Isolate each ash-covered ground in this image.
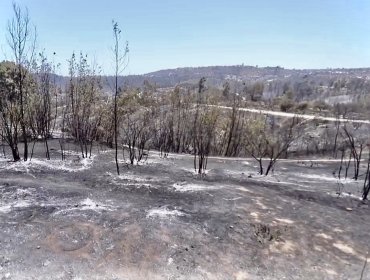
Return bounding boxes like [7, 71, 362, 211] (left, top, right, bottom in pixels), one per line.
[0, 141, 369, 280]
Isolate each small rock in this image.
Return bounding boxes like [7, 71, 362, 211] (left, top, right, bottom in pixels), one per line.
[36, 246, 41, 249]
[229, 225, 234, 229]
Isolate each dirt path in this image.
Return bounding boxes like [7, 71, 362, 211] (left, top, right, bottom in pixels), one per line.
[211, 105, 370, 124]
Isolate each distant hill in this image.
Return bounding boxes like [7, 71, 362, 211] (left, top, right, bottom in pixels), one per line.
[122, 65, 370, 87]
[54, 65, 370, 103]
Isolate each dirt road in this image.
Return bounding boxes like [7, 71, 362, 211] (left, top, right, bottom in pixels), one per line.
[212, 105, 370, 124]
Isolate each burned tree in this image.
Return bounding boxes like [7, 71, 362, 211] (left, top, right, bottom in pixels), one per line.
[66, 53, 104, 158]
[192, 77, 219, 174]
[151, 86, 194, 156]
[342, 124, 365, 180]
[221, 93, 245, 157]
[362, 150, 370, 200]
[28, 53, 55, 160]
[0, 61, 22, 161]
[112, 21, 129, 175]
[245, 115, 302, 175]
[193, 106, 219, 174]
[118, 90, 151, 165]
[121, 114, 150, 165]
[6, 2, 36, 161]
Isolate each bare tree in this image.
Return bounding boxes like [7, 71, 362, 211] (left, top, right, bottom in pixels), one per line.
[222, 93, 245, 157]
[245, 115, 302, 175]
[0, 61, 22, 161]
[65, 52, 104, 158]
[6, 2, 37, 161]
[342, 124, 364, 180]
[112, 21, 129, 175]
[362, 150, 370, 200]
[192, 77, 219, 174]
[192, 77, 205, 173]
[28, 52, 56, 160]
[122, 114, 150, 165]
[151, 86, 193, 156]
[117, 88, 153, 165]
[193, 106, 219, 174]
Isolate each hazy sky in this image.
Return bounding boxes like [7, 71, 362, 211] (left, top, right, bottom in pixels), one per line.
[1, 0, 370, 75]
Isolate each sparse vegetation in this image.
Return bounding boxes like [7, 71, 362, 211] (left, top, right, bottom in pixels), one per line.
[0, 3, 370, 181]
